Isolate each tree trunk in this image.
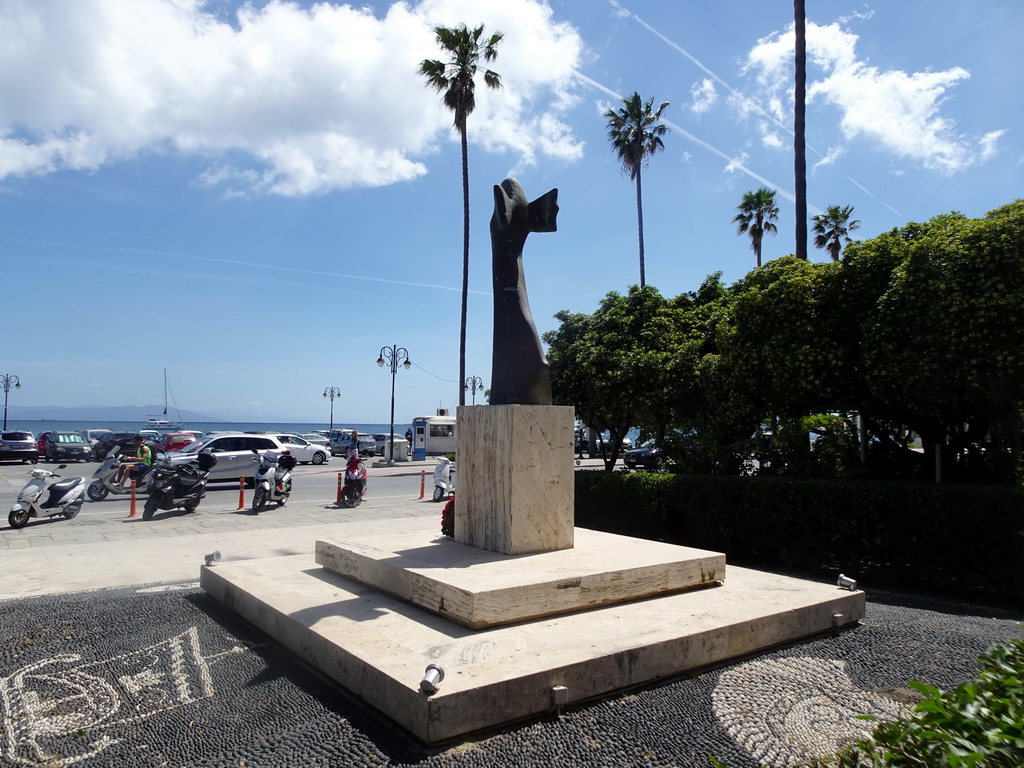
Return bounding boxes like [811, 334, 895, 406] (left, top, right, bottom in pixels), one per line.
[635, 166, 646, 288]
[793, 0, 807, 260]
[459, 124, 469, 407]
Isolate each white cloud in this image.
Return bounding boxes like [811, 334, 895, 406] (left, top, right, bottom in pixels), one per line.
[740, 20, 1003, 174]
[0, 0, 585, 196]
[690, 78, 717, 114]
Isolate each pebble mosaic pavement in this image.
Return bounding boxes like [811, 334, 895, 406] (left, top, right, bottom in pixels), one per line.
[0, 583, 1020, 767]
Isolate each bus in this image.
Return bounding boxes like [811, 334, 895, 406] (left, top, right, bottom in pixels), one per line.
[411, 412, 456, 459]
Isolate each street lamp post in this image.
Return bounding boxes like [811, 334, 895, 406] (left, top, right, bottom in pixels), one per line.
[377, 345, 411, 463]
[2, 374, 21, 431]
[322, 386, 341, 430]
[464, 375, 484, 406]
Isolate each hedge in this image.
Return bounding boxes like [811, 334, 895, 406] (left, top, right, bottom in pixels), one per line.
[575, 471, 1024, 603]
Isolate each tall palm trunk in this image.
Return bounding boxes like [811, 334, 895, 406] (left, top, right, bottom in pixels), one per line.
[635, 165, 645, 288]
[794, 0, 807, 260]
[459, 124, 469, 407]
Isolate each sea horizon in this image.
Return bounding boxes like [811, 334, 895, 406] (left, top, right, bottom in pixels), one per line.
[3, 419, 413, 437]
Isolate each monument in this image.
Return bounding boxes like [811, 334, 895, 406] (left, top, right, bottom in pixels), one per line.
[200, 178, 865, 745]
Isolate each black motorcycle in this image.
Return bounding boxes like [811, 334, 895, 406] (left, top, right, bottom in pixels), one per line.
[142, 452, 217, 520]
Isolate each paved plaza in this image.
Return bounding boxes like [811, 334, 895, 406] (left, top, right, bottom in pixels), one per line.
[0, 459, 1021, 767]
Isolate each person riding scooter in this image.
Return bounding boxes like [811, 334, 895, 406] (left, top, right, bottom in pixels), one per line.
[116, 435, 153, 488]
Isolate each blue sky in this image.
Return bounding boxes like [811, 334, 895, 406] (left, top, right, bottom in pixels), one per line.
[2, 0, 1020, 423]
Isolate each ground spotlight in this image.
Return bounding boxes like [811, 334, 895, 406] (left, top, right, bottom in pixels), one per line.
[205, 551, 222, 566]
[837, 573, 857, 591]
[420, 663, 445, 694]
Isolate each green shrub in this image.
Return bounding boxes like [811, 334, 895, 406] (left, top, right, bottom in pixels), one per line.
[575, 472, 1024, 601]
[838, 637, 1024, 767]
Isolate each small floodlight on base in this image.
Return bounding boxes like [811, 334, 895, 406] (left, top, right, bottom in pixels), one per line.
[837, 573, 857, 591]
[420, 663, 444, 695]
[205, 551, 222, 566]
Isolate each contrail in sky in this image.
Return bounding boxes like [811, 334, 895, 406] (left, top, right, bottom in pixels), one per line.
[609, 0, 903, 219]
[1, 238, 486, 294]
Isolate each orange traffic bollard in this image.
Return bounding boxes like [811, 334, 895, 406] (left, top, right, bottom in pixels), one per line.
[419, 470, 426, 499]
[237, 476, 245, 510]
[128, 479, 137, 518]
[336, 472, 343, 505]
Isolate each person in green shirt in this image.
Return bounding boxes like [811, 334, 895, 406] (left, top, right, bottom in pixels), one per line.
[117, 435, 153, 487]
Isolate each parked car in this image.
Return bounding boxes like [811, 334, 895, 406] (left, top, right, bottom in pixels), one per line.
[164, 432, 288, 482]
[623, 443, 664, 470]
[300, 433, 331, 448]
[264, 434, 330, 465]
[323, 428, 357, 456]
[80, 429, 114, 460]
[357, 434, 377, 457]
[0, 431, 38, 463]
[45, 431, 92, 462]
[156, 432, 198, 453]
[93, 432, 143, 461]
[36, 431, 53, 456]
[373, 433, 403, 455]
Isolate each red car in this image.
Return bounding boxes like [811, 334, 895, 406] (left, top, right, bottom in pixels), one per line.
[36, 430, 53, 456]
[157, 432, 197, 453]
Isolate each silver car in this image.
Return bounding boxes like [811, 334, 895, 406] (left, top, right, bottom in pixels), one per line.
[265, 434, 330, 465]
[163, 432, 284, 482]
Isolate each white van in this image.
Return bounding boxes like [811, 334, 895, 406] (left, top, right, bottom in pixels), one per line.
[411, 412, 456, 459]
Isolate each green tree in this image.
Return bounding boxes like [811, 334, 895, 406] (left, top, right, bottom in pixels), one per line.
[733, 188, 780, 268]
[812, 204, 861, 261]
[604, 92, 670, 288]
[419, 23, 503, 407]
[545, 287, 681, 471]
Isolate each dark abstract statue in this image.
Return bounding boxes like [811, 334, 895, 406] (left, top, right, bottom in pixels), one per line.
[489, 178, 558, 406]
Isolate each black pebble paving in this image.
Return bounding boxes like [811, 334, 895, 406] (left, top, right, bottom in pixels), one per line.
[0, 583, 1019, 768]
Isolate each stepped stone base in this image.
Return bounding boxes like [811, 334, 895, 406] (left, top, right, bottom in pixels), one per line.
[314, 521, 726, 629]
[201, 517, 865, 744]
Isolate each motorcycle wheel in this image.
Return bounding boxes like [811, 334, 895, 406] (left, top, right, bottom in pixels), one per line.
[183, 500, 199, 514]
[341, 487, 359, 508]
[87, 482, 109, 501]
[432, 486, 445, 502]
[63, 501, 82, 519]
[253, 486, 268, 514]
[278, 494, 288, 508]
[8, 510, 30, 529]
[142, 495, 160, 521]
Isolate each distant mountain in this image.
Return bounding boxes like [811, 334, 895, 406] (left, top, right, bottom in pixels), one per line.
[7, 404, 222, 422]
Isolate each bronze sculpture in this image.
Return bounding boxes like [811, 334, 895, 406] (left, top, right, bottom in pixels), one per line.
[489, 178, 558, 406]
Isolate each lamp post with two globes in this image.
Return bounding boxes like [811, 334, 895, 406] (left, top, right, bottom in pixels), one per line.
[322, 386, 341, 430]
[377, 346, 411, 463]
[2, 374, 21, 431]
[464, 375, 484, 406]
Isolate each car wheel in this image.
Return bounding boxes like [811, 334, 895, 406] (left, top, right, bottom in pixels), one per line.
[311, 452, 326, 465]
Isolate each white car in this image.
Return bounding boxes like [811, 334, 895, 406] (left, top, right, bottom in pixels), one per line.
[164, 433, 286, 482]
[266, 434, 331, 465]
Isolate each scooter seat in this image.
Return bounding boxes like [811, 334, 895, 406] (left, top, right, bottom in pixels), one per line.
[41, 478, 80, 509]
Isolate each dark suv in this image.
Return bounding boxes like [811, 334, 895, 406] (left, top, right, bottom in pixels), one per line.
[93, 432, 143, 461]
[45, 431, 92, 462]
[0, 431, 38, 463]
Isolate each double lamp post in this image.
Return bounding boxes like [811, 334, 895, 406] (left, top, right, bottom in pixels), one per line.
[2, 374, 20, 431]
[377, 345, 411, 463]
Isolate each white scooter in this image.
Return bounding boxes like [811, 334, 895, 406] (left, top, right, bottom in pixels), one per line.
[251, 450, 297, 513]
[88, 454, 153, 500]
[432, 457, 455, 502]
[9, 465, 87, 529]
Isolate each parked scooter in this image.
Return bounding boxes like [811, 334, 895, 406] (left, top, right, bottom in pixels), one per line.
[142, 452, 217, 521]
[251, 449, 297, 513]
[88, 454, 153, 500]
[432, 457, 455, 502]
[340, 448, 367, 508]
[9, 465, 87, 529]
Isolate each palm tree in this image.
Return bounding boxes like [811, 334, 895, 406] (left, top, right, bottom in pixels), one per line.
[812, 205, 861, 261]
[604, 92, 670, 288]
[794, 0, 807, 260]
[733, 188, 780, 268]
[420, 23, 503, 407]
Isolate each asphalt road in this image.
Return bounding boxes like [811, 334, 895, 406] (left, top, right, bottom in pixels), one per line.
[1, 456, 1022, 767]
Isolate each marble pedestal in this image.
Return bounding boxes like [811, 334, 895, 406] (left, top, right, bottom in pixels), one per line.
[455, 404, 574, 555]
